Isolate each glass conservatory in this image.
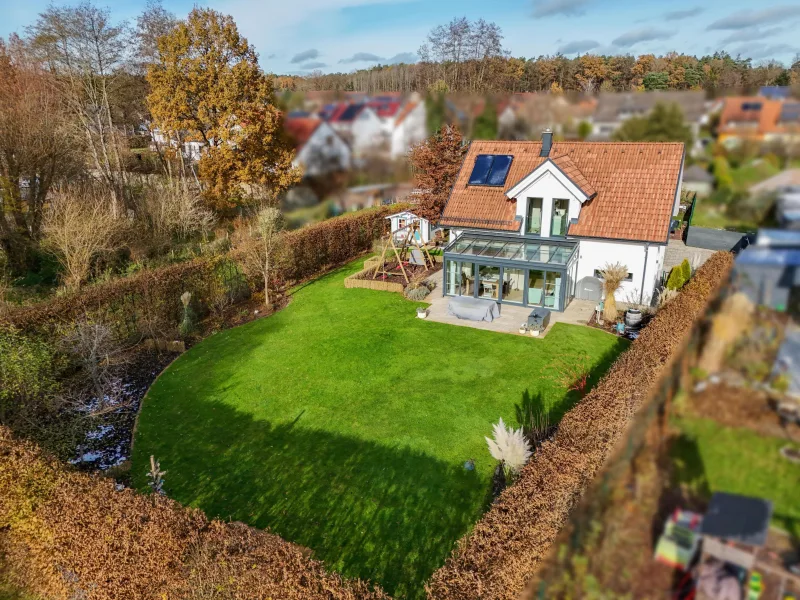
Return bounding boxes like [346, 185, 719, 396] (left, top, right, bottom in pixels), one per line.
[442, 233, 579, 312]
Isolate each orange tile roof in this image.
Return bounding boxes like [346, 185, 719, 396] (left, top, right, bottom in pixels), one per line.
[395, 101, 418, 126]
[284, 117, 322, 150]
[550, 154, 597, 198]
[440, 140, 684, 243]
[718, 97, 784, 136]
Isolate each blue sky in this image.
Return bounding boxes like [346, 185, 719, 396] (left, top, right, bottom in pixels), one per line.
[1, 0, 799, 75]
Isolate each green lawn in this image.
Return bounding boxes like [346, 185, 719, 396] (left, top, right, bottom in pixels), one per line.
[671, 417, 800, 537]
[132, 258, 627, 598]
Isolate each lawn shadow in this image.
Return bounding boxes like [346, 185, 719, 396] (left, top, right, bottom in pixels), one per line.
[136, 399, 484, 599]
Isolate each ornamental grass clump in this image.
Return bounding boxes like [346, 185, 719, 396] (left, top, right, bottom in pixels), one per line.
[600, 262, 628, 322]
[178, 291, 196, 337]
[485, 418, 532, 480]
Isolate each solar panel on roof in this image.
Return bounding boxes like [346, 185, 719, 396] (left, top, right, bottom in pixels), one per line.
[486, 155, 513, 185]
[468, 154, 514, 186]
[780, 103, 800, 122]
[469, 155, 494, 184]
[339, 104, 363, 121]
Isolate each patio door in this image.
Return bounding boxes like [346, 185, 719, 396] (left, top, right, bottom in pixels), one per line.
[528, 269, 545, 306]
[501, 267, 525, 304]
[478, 265, 500, 300]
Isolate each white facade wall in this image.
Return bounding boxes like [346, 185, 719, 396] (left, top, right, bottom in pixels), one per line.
[390, 104, 427, 158]
[294, 122, 352, 176]
[341, 108, 386, 156]
[575, 239, 665, 305]
[512, 168, 582, 237]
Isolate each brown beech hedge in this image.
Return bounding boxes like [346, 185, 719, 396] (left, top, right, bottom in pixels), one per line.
[0, 426, 389, 599]
[1, 204, 405, 339]
[425, 251, 733, 600]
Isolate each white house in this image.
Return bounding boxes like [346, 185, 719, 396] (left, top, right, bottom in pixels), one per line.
[385, 210, 431, 244]
[439, 131, 684, 310]
[284, 117, 351, 176]
[324, 103, 386, 156]
[390, 102, 427, 159]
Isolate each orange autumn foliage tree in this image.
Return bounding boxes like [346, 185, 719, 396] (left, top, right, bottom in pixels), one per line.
[146, 8, 300, 211]
[408, 124, 466, 223]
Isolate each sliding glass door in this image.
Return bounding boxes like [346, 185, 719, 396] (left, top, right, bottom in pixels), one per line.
[501, 267, 525, 304]
[528, 269, 545, 306]
[478, 265, 500, 299]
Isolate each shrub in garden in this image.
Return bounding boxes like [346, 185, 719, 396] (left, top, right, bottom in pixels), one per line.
[0, 325, 64, 424]
[680, 258, 692, 283]
[404, 285, 430, 301]
[599, 262, 628, 322]
[666, 265, 685, 291]
[179, 291, 197, 337]
[485, 418, 532, 480]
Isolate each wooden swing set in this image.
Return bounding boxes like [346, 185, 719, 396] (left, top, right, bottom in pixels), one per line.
[372, 221, 436, 284]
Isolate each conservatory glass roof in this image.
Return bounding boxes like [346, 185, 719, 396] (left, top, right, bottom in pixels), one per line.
[444, 234, 577, 267]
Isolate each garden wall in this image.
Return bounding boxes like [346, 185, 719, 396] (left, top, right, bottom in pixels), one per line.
[426, 251, 734, 600]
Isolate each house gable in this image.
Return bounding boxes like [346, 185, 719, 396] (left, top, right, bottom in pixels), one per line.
[505, 158, 593, 204]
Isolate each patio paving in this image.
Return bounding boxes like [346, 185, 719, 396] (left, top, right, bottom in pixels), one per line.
[421, 282, 598, 338]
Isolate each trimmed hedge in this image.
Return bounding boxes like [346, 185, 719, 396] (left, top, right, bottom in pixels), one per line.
[0, 427, 389, 599]
[425, 251, 733, 600]
[1, 204, 405, 340]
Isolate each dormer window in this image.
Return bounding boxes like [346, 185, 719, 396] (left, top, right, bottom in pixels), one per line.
[468, 154, 513, 186]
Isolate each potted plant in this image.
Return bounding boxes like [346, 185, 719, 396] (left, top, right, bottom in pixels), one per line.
[416, 307, 428, 319]
[530, 326, 541, 337]
[519, 323, 528, 335]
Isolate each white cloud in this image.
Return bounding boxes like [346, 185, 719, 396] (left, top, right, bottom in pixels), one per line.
[612, 27, 674, 47]
[532, 0, 591, 18]
[707, 5, 800, 30]
[291, 49, 321, 64]
[339, 52, 385, 64]
[557, 39, 600, 54]
[719, 26, 784, 44]
[664, 7, 703, 21]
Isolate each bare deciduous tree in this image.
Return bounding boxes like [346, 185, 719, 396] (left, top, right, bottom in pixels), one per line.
[42, 186, 125, 289]
[136, 181, 214, 248]
[234, 206, 284, 306]
[60, 319, 126, 414]
[0, 37, 80, 273]
[28, 3, 132, 210]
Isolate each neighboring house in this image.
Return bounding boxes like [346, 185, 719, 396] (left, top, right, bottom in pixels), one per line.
[591, 91, 707, 142]
[750, 169, 800, 196]
[367, 99, 403, 134]
[682, 164, 714, 197]
[759, 86, 792, 100]
[385, 210, 432, 244]
[717, 97, 800, 147]
[284, 116, 351, 176]
[438, 131, 684, 311]
[390, 101, 427, 158]
[322, 103, 386, 156]
[750, 169, 800, 227]
[150, 129, 205, 161]
[734, 229, 800, 313]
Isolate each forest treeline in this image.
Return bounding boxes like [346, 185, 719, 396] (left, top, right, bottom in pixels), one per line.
[277, 17, 800, 96]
